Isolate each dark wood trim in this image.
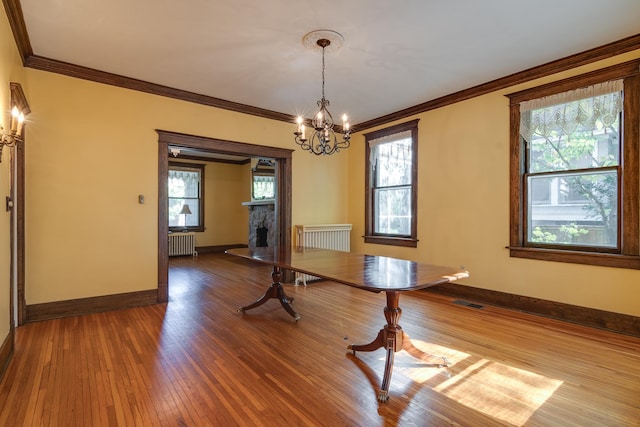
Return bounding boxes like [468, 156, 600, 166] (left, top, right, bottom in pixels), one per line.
[158, 130, 294, 159]
[9, 82, 28, 327]
[427, 283, 640, 337]
[25, 290, 159, 323]
[0, 329, 14, 382]
[506, 59, 640, 104]
[23, 55, 296, 124]
[15, 137, 25, 325]
[158, 142, 169, 302]
[507, 59, 640, 268]
[168, 161, 205, 233]
[1, 0, 32, 63]
[363, 236, 418, 247]
[9, 82, 30, 115]
[364, 119, 419, 247]
[357, 35, 640, 131]
[170, 153, 250, 165]
[509, 247, 640, 269]
[6, 0, 639, 133]
[195, 244, 247, 254]
[157, 130, 293, 292]
[622, 73, 640, 255]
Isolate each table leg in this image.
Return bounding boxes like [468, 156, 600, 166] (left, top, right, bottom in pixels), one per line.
[237, 265, 300, 321]
[348, 291, 448, 402]
[348, 291, 403, 402]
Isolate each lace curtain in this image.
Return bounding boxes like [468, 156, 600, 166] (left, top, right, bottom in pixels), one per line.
[168, 169, 200, 198]
[519, 80, 623, 142]
[369, 129, 412, 168]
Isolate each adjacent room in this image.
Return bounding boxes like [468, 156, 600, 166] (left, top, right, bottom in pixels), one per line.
[1, 1, 639, 425]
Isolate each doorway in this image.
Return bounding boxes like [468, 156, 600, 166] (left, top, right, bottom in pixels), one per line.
[157, 130, 293, 302]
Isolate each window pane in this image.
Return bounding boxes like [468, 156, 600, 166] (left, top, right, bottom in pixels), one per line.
[374, 138, 412, 187]
[168, 165, 202, 229]
[530, 176, 552, 205]
[168, 170, 200, 198]
[528, 170, 618, 247]
[527, 92, 621, 173]
[374, 187, 411, 235]
[253, 175, 275, 199]
[169, 198, 200, 227]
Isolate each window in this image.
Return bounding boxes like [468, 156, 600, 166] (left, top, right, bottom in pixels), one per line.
[168, 162, 205, 232]
[252, 174, 275, 200]
[508, 60, 639, 269]
[251, 158, 276, 200]
[365, 119, 419, 247]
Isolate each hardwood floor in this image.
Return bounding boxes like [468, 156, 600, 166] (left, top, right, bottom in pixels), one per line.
[1, 253, 639, 426]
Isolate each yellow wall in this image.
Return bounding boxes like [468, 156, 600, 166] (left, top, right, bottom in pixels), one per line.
[171, 159, 250, 247]
[23, 68, 350, 304]
[3, 7, 639, 327]
[0, 10, 27, 349]
[348, 50, 640, 317]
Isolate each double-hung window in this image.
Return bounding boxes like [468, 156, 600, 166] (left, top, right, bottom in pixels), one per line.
[168, 162, 205, 232]
[365, 119, 419, 247]
[508, 60, 639, 269]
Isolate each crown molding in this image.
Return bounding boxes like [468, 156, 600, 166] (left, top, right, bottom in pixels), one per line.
[4, 1, 640, 131]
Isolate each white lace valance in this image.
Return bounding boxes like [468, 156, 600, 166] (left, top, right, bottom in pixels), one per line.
[369, 130, 412, 167]
[519, 80, 623, 141]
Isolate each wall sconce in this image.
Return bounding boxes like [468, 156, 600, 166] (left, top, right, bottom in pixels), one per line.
[0, 106, 25, 163]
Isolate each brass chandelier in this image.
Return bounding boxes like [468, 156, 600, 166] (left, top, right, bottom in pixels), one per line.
[294, 30, 350, 155]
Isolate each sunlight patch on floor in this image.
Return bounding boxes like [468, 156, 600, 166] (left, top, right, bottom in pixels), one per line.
[433, 358, 563, 426]
[393, 340, 563, 426]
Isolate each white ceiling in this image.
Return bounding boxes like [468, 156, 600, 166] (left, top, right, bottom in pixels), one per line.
[18, 0, 640, 127]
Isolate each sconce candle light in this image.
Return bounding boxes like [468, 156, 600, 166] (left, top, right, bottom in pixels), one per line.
[0, 106, 25, 162]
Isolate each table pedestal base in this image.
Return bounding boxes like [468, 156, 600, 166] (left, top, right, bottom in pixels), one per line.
[237, 266, 300, 321]
[348, 291, 448, 402]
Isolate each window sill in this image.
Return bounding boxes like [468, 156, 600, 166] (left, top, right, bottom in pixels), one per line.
[364, 235, 418, 248]
[169, 227, 204, 233]
[509, 246, 640, 269]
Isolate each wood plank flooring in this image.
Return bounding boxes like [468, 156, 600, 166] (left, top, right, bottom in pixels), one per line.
[0, 253, 639, 426]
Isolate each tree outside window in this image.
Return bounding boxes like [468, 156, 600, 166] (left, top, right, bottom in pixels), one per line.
[508, 60, 640, 269]
[523, 85, 621, 248]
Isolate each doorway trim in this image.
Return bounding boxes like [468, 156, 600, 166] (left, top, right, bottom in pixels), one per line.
[156, 130, 293, 302]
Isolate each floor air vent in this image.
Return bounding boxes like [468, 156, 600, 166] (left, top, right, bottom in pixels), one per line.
[453, 300, 484, 309]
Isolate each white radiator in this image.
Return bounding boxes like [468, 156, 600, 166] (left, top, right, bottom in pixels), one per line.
[168, 232, 197, 257]
[294, 224, 351, 285]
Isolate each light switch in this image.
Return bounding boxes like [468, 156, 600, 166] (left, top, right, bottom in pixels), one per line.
[138, 194, 145, 204]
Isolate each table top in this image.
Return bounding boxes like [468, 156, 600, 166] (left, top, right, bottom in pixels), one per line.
[226, 247, 469, 293]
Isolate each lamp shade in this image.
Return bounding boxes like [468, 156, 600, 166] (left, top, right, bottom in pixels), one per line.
[179, 204, 192, 215]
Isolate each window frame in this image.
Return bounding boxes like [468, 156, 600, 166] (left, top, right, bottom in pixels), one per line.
[168, 161, 205, 233]
[364, 119, 419, 247]
[507, 60, 640, 269]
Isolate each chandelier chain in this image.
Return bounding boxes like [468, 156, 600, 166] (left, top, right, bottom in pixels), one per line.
[321, 45, 326, 101]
